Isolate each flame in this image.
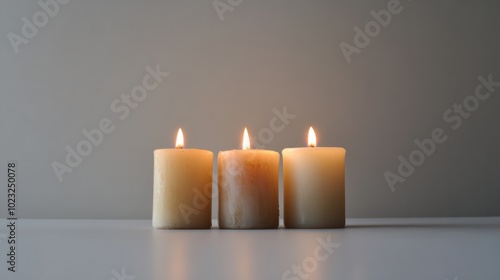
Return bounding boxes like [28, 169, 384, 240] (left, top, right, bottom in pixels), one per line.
[308, 127, 316, 147]
[242, 128, 251, 150]
[175, 128, 184, 149]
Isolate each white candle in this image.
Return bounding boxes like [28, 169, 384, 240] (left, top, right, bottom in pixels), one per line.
[282, 127, 346, 228]
[218, 128, 279, 229]
[153, 129, 213, 229]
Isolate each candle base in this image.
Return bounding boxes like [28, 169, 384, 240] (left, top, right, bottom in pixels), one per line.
[282, 147, 346, 230]
[153, 148, 213, 231]
[152, 222, 212, 230]
[218, 220, 279, 230]
[284, 220, 345, 229]
[217, 149, 280, 231]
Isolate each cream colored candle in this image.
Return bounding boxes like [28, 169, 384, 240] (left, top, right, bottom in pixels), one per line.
[153, 129, 213, 229]
[283, 127, 346, 228]
[218, 128, 279, 229]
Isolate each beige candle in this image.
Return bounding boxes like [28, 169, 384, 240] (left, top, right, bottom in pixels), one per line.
[283, 127, 346, 228]
[153, 129, 213, 229]
[218, 128, 279, 229]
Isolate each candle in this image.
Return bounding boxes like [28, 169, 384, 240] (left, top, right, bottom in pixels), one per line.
[218, 128, 279, 229]
[153, 129, 213, 229]
[282, 127, 346, 228]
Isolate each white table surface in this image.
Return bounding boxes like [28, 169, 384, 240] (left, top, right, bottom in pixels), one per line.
[1, 217, 499, 280]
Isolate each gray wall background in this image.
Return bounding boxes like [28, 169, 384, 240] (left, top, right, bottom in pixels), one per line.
[1, 0, 499, 219]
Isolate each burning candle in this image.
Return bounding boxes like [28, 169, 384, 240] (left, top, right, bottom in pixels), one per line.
[283, 127, 346, 228]
[153, 129, 213, 229]
[218, 128, 279, 229]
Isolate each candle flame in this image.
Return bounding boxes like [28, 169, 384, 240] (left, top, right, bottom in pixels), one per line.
[175, 128, 184, 149]
[308, 127, 316, 147]
[243, 127, 251, 150]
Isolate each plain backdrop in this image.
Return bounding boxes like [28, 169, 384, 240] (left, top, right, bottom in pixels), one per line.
[1, 0, 499, 219]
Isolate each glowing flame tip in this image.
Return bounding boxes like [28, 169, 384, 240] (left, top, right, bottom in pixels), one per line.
[243, 128, 251, 150]
[175, 128, 184, 149]
[308, 127, 316, 147]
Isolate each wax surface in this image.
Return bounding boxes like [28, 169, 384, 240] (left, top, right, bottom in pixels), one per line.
[283, 147, 346, 228]
[153, 149, 213, 229]
[218, 150, 279, 229]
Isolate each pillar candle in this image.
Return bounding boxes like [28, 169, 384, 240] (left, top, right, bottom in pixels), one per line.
[283, 127, 346, 228]
[218, 128, 279, 229]
[153, 129, 213, 229]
